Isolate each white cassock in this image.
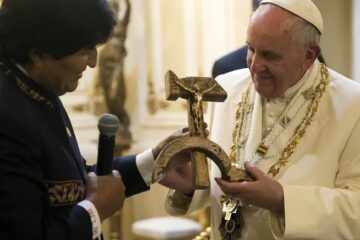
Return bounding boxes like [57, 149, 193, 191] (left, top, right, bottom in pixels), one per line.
[165, 60, 360, 239]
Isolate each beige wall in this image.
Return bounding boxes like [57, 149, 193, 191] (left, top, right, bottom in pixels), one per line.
[313, 0, 353, 78]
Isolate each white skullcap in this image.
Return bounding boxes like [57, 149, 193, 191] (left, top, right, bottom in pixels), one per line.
[260, 0, 323, 34]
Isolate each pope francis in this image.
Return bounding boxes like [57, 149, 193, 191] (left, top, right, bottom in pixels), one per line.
[163, 0, 360, 239]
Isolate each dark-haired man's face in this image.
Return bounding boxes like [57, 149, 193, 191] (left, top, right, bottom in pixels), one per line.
[30, 47, 97, 96]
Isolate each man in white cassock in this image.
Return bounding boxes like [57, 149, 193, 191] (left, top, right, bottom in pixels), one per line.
[162, 0, 360, 239]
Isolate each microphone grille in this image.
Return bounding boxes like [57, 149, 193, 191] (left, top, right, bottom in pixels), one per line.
[97, 113, 120, 137]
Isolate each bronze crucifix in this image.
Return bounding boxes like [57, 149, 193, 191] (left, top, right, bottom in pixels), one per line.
[152, 71, 250, 189]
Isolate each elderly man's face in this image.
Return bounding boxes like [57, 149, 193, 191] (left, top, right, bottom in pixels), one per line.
[246, 4, 315, 99]
[25, 47, 98, 96]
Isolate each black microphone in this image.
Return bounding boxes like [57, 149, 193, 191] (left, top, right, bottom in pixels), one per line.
[96, 113, 120, 175]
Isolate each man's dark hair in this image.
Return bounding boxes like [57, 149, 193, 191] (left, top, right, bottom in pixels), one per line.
[0, 0, 117, 63]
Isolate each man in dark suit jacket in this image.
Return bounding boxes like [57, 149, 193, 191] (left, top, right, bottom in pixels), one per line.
[0, 0, 185, 239]
[212, 0, 261, 78]
[212, 46, 249, 78]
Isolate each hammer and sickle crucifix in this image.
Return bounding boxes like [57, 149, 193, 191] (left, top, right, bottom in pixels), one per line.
[152, 71, 251, 189]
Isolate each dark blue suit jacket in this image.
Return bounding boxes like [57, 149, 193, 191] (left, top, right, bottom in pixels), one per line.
[212, 45, 248, 78]
[0, 62, 149, 240]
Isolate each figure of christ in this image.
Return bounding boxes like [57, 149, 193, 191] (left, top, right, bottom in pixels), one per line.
[175, 80, 218, 136]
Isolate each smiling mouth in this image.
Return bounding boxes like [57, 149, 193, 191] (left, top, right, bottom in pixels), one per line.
[255, 73, 273, 79]
[255, 75, 273, 84]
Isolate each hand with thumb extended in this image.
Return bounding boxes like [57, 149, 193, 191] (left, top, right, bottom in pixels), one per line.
[85, 170, 126, 221]
[215, 162, 284, 215]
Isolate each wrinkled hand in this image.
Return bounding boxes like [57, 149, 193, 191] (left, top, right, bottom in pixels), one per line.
[85, 170, 125, 221]
[152, 127, 190, 159]
[159, 159, 194, 194]
[215, 162, 284, 215]
[152, 125, 209, 159]
[152, 126, 209, 194]
[152, 126, 210, 194]
[154, 128, 193, 193]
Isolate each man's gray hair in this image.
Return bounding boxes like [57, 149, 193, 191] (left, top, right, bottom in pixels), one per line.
[292, 16, 321, 48]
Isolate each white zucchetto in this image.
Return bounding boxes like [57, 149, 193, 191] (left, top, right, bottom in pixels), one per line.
[260, 0, 323, 34]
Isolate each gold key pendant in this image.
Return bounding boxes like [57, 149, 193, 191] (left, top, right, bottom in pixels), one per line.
[219, 196, 241, 240]
[222, 198, 238, 220]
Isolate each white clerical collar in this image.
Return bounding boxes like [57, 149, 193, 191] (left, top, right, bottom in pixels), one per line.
[283, 68, 312, 99]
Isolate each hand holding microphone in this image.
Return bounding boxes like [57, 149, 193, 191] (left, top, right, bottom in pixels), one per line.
[87, 113, 125, 222]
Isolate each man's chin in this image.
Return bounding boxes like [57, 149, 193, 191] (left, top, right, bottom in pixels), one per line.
[60, 85, 78, 96]
[255, 86, 273, 99]
[68, 82, 79, 92]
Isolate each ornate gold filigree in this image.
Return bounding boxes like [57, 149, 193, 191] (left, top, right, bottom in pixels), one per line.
[229, 64, 329, 178]
[229, 84, 252, 163]
[268, 64, 329, 177]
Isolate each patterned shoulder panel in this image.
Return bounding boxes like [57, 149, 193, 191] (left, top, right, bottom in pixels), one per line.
[0, 61, 54, 108]
[45, 180, 85, 206]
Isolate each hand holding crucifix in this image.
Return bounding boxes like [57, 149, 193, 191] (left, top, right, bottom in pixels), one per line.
[152, 70, 251, 189]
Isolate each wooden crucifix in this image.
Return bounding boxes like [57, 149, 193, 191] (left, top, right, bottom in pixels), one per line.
[152, 71, 251, 189]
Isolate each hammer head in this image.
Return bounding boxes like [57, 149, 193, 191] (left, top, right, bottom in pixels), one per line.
[164, 70, 227, 102]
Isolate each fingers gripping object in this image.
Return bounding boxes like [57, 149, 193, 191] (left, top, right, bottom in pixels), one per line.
[152, 71, 251, 189]
[152, 136, 252, 183]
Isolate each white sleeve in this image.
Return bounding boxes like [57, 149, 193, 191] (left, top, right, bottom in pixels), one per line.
[135, 148, 155, 186]
[77, 200, 102, 239]
[269, 118, 360, 239]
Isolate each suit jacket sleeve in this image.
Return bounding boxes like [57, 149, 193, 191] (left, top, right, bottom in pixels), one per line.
[0, 112, 92, 240]
[113, 155, 150, 197]
[86, 154, 150, 197]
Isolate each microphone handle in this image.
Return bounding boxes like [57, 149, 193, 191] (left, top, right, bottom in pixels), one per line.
[96, 134, 115, 175]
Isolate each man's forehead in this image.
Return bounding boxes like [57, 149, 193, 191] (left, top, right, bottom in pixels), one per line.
[260, 0, 323, 34]
[249, 5, 298, 35]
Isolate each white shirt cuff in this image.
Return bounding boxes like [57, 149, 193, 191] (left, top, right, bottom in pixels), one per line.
[78, 200, 102, 239]
[136, 148, 155, 186]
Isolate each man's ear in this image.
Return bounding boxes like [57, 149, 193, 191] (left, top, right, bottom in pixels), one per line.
[28, 49, 46, 67]
[304, 45, 321, 69]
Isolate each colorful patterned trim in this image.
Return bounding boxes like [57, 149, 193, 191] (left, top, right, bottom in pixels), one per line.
[0, 62, 54, 108]
[15, 78, 54, 108]
[45, 180, 85, 206]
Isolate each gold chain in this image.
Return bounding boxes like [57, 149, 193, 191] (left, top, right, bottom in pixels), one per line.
[229, 83, 252, 163]
[230, 63, 329, 177]
[268, 64, 329, 177]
